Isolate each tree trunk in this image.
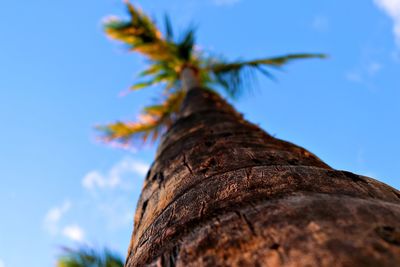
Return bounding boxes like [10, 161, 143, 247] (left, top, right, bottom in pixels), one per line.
[180, 67, 200, 92]
[125, 87, 400, 267]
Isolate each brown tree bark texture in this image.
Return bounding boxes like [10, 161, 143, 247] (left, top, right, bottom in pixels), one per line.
[126, 88, 400, 267]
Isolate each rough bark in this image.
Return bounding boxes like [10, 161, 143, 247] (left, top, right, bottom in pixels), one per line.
[125, 88, 400, 267]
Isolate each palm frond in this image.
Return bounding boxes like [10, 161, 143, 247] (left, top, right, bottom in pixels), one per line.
[99, 91, 185, 145]
[242, 53, 326, 67]
[104, 2, 198, 97]
[177, 28, 196, 61]
[138, 65, 162, 77]
[208, 53, 326, 97]
[104, 2, 174, 62]
[210, 53, 326, 73]
[164, 15, 174, 42]
[130, 80, 158, 90]
[57, 247, 124, 267]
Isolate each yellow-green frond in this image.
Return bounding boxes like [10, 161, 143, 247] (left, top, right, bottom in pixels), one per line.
[98, 91, 185, 145]
[104, 2, 175, 62]
[138, 65, 164, 77]
[130, 80, 157, 91]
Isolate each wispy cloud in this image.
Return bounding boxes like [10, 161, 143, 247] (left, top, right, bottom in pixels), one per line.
[0, 259, 5, 267]
[43, 201, 71, 235]
[367, 62, 383, 75]
[62, 225, 85, 242]
[42, 158, 149, 245]
[43, 201, 85, 242]
[374, 0, 400, 46]
[346, 61, 383, 86]
[82, 157, 149, 190]
[213, 0, 241, 6]
[80, 158, 149, 231]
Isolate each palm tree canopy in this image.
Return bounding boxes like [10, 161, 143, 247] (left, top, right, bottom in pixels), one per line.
[56, 247, 124, 267]
[99, 1, 325, 146]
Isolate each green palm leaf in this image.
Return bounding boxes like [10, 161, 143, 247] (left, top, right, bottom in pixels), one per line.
[57, 247, 124, 267]
[208, 53, 326, 97]
[164, 15, 174, 42]
[210, 54, 326, 73]
[130, 80, 157, 90]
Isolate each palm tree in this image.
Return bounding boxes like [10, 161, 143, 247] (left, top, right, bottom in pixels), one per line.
[56, 247, 124, 267]
[101, 2, 400, 266]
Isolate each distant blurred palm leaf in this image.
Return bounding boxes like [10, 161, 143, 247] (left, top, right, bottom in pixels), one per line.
[57, 247, 124, 267]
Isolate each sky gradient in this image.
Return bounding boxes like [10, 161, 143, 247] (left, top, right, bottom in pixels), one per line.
[0, 1, 399, 266]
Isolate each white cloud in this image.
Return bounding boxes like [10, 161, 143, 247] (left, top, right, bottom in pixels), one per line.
[62, 225, 85, 242]
[0, 259, 5, 267]
[44, 202, 85, 243]
[43, 201, 71, 235]
[42, 158, 149, 244]
[213, 0, 240, 6]
[82, 157, 149, 190]
[82, 171, 109, 189]
[374, 0, 400, 46]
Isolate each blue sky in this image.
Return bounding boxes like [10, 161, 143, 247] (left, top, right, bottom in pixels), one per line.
[0, 0, 399, 266]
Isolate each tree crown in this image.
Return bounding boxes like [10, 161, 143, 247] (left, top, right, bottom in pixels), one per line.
[99, 1, 325, 147]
